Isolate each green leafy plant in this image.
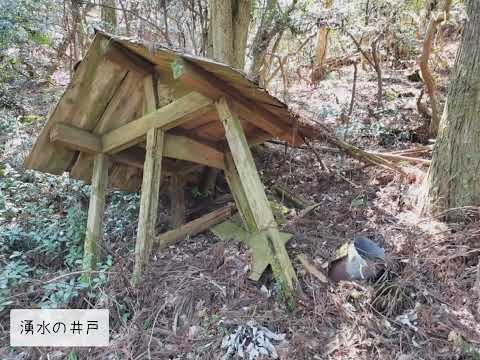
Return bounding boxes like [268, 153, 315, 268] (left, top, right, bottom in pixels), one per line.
[0, 0, 57, 50]
[41, 279, 84, 309]
[0, 259, 33, 311]
[191, 185, 209, 199]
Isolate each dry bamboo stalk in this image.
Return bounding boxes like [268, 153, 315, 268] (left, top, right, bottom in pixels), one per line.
[366, 151, 431, 165]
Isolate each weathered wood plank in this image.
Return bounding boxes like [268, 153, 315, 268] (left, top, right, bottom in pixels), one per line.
[82, 153, 108, 282]
[49, 122, 224, 170]
[163, 134, 225, 169]
[133, 74, 164, 283]
[50, 123, 102, 154]
[102, 92, 213, 154]
[104, 42, 156, 77]
[223, 154, 257, 232]
[216, 97, 298, 297]
[133, 128, 164, 284]
[24, 36, 128, 175]
[69, 70, 145, 190]
[157, 205, 232, 249]
[170, 172, 186, 228]
[142, 72, 159, 112]
[217, 102, 274, 229]
[95, 71, 146, 134]
[171, 57, 302, 145]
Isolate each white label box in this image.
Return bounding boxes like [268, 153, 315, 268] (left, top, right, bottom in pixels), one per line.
[10, 309, 109, 347]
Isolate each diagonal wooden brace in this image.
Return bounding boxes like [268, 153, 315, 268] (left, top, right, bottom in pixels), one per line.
[216, 97, 298, 298]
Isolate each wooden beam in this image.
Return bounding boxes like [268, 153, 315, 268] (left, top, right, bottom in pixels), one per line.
[216, 97, 298, 298]
[50, 123, 102, 154]
[218, 129, 272, 152]
[133, 127, 164, 284]
[164, 134, 225, 170]
[102, 92, 213, 154]
[171, 58, 302, 145]
[157, 205, 232, 249]
[50, 123, 223, 170]
[82, 153, 108, 282]
[173, 162, 205, 176]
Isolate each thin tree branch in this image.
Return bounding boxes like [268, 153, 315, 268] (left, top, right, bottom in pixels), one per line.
[77, 0, 167, 38]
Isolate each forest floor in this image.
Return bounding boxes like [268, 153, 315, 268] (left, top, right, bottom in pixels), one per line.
[1, 38, 480, 360]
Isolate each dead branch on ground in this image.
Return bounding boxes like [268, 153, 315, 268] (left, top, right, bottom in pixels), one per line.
[273, 185, 310, 209]
[366, 151, 431, 165]
[300, 122, 407, 176]
[297, 254, 329, 284]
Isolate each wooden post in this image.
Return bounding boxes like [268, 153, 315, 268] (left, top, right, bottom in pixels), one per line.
[133, 128, 164, 284]
[132, 75, 164, 284]
[170, 172, 186, 228]
[82, 152, 108, 282]
[216, 97, 298, 300]
[223, 153, 257, 233]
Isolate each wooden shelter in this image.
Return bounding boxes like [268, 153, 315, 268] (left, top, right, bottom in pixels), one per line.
[25, 30, 308, 295]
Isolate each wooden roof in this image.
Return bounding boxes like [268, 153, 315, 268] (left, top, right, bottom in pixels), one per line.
[25, 31, 305, 191]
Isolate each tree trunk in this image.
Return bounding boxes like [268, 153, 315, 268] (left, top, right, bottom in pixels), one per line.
[419, 0, 452, 136]
[232, 0, 251, 69]
[211, 0, 234, 64]
[101, 0, 117, 33]
[161, 0, 172, 46]
[70, 0, 83, 61]
[249, 0, 277, 79]
[206, 0, 214, 58]
[202, 0, 251, 194]
[421, 0, 480, 221]
[314, 0, 334, 68]
[315, 27, 329, 67]
[209, 0, 250, 68]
